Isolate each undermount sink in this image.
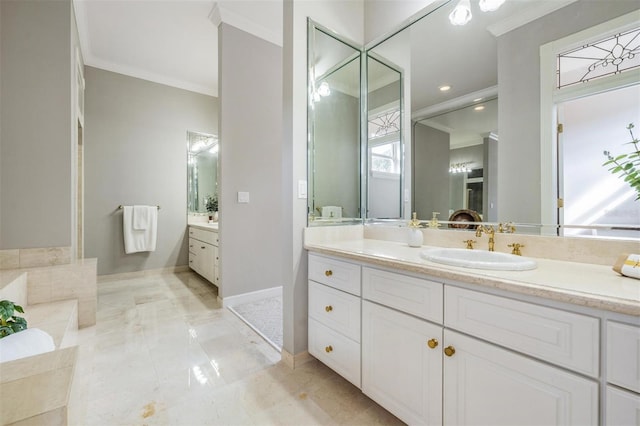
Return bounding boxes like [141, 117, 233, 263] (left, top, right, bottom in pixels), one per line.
[420, 248, 537, 271]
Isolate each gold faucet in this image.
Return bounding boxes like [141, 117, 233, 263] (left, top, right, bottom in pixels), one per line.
[475, 225, 496, 251]
[498, 222, 516, 233]
[508, 243, 525, 256]
[428, 212, 440, 229]
[463, 239, 476, 249]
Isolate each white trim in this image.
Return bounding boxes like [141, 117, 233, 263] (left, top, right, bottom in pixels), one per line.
[412, 86, 498, 121]
[84, 55, 216, 96]
[209, 3, 282, 47]
[280, 349, 313, 369]
[221, 285, 283, 308]
[487, 0, 579, 37]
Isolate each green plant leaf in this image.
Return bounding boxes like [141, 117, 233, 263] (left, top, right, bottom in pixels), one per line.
[14, 305, 24, 314]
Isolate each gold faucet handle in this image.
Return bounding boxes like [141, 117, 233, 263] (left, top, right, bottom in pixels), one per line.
[508, 243, 524, 256]
[463, 239, 476, 249]
[499, 222, 516, 233]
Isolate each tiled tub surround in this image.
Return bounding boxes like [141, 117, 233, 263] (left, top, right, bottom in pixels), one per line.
[0, 246, 72, 269]
[305, 224, 640, 425]
[305, 225, 639, 315]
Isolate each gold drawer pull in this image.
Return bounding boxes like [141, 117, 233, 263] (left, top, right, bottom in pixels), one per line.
[325, 305, 333, 312]
[444, 346, 456, 357]
[325, 270, 333, 277]
[325, 345, 333, 353]
[427, 338, 438, 349]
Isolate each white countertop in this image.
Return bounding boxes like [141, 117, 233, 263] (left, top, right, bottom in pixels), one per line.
[189, 222, 219, 232]
[305, 238, 640, 316]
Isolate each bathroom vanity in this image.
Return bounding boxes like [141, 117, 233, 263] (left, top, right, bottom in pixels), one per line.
[188, 224, 219, 287]
[305, 232, 639, 426]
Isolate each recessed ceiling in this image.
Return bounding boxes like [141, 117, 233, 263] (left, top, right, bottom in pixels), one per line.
[73, 0, 283, 97]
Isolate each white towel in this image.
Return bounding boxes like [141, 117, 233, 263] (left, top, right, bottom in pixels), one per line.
[133, 205, 152, 230]
[322, 206, 342, 218]
[123, 205, 157, 254]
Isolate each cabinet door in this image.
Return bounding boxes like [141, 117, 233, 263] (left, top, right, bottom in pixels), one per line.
[607, 321, 640, 393]
[362, 301, 442, 426]
[606, 386, 640, 426]
[443, 330, 598, 426]
[213, 245, 220, 287]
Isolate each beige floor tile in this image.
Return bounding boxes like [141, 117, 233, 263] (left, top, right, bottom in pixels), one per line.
[74, 271, 404, 426]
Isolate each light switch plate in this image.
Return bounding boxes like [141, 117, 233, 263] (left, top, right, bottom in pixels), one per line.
[298, 180, 307, 199]
[237, 191, 250, 203]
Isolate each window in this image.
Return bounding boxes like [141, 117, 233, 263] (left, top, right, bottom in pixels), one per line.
[370, 140, 401, 175]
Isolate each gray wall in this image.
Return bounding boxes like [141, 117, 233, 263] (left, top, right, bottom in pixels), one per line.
[313, 90, 359, 217]
[218, 23, 283, 299]
[483, 135, 498, 222]
[497, 0, 639, 223]
[413, 122, 449, 218]
[84, 67, 218, 275]
[0, 0, 74, 249]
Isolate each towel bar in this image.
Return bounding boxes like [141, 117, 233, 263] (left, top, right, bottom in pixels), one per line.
[118, 205, 161, 210]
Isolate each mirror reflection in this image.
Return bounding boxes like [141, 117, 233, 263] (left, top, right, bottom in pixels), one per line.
[367, 54, 403, 219]
[367, 0, 639, 237]
[414, 98, 498, 223]
[307, 21, 362, 223]
[187, 131, 218, 214]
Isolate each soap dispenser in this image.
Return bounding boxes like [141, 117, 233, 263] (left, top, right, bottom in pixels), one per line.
[408, 212, 424, 248]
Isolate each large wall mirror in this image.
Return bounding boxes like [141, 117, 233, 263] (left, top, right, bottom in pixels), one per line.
[187, 131, 218, 214]
[307, 20, 362, 224]
[367, 0, 639, 238]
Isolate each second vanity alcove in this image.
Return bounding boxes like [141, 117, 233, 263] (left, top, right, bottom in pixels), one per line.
[186, 130, 220, 289]
[305, 2, 640, 425]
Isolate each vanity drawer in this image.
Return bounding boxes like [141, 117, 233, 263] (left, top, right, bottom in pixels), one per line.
[606, 386, 640, 426]
[607, 320, 640, 393]
[309, 317, 360, 388]
[363, 267, 443, 324]
[308, 253, 361, 296]
[445, 286, 599, 377]
[309, 281, 360, 342]
[188, 227, 216, 245]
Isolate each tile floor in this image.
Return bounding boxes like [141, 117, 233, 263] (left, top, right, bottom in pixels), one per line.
[68, 271, 404, 425]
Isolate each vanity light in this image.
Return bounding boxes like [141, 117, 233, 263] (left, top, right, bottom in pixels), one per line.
[209, 144, 218, 154]
[474, 105, 485, 111]
[479, 0, 506, 12]
[473, 97, 483, 102]
[449, 0, 472, 26]
[439, 85, 451, 92]
[449, 162, 473, 174]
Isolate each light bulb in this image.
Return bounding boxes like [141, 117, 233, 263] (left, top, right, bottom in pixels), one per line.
[479, 0, 505, 12]
[318, 81, 331, 97]
[449, 0, 472, 26]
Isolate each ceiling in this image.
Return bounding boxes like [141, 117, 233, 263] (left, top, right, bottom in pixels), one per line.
[73, 0, 283, 97]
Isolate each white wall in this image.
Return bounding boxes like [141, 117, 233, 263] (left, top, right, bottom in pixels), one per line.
[84, 67, 218, 275]
[218, 23, 284, 300]
[282, 0, 364, 357]
[364, 0, 436, 45]
[0, 0, 75, 249]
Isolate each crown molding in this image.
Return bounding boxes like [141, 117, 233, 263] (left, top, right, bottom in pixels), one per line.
[209, 2, 282, 47]
[84, 55, 217, 97]
[412, 85, 498, 121]
[487, 0, 579, 37]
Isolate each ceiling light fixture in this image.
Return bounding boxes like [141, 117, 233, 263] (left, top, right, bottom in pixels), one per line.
[474, 105, 485, 111]
[449, 0, 472, 26]
[479, 0, 506, 12]
[439, 85, 451, 92]
[317, 81, 331, 97]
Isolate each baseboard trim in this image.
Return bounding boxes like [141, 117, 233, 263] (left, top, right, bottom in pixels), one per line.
[221, 286, 282, 308]
[281, 349, 313, 369]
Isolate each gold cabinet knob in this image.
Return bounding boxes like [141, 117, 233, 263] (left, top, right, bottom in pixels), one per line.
[325, 270, 333, 277]
[427, 338, 439, 349]
[325, 345, 333, 353]
[444, 346, 456, 357]
[325, 305, 333, 312]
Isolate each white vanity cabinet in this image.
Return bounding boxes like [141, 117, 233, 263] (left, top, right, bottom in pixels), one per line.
[362, 300, 443, 425]
[307, 253, 361, 387]
[443, 329, 598, 426]
[188, 226, 219, 285]
[307, 251, 634, 426]
[605, 321, 640, 425]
